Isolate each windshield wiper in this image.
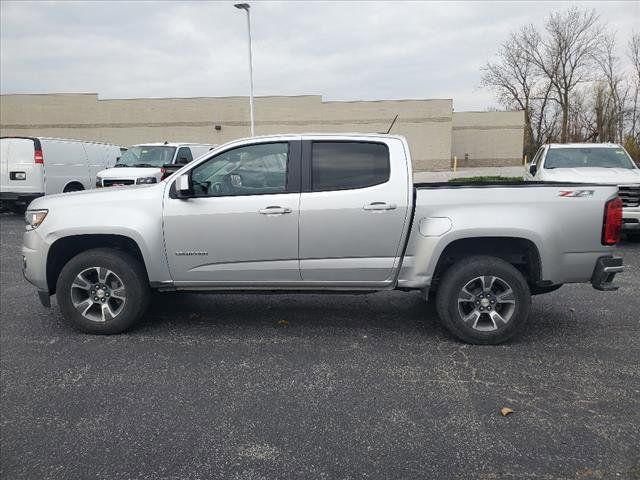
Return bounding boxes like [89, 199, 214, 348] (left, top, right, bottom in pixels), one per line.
[132, 163, 159, 168]
[113, 163, 129, 168]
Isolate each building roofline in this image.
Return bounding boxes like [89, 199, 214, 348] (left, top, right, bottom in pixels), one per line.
[1, 92, 453, 104]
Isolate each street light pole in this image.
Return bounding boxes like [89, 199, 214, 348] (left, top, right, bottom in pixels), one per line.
[234, 3, 255, 136]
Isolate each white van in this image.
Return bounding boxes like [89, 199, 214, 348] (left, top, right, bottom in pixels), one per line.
[96, 142, 216, 187]
[0, 136, 124, 212]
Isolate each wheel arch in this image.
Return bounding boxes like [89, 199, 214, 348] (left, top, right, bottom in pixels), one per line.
[429, 236, 542, 293]
[46, 234, 148, 294]
[62, 181, 85, 193]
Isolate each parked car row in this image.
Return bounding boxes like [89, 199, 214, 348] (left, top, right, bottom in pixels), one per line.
[0, 136, 216, 212]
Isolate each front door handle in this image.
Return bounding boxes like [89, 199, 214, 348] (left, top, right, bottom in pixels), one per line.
[363, 202, 396, 211]
[259, 206, 292, 215]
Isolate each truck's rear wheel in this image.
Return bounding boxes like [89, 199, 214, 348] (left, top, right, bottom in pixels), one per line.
[56, 248, 150, 334]
[435, 255, 531, 344]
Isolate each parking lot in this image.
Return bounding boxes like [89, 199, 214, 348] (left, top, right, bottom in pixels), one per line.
[1, 211, 639, 479]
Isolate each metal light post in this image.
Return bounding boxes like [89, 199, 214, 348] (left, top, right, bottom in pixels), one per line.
[234, 3, 255, 136]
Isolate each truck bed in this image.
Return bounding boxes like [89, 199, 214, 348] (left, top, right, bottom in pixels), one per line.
[396, 182, 619, 289]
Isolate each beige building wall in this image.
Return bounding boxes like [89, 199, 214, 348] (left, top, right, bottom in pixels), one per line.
[1, 94, 526, 171]
[452, 111, 524, 167]
[0, 93, 454, 171]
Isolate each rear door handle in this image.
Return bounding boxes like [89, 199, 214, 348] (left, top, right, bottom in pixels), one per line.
[259, 206, 292, 215]
[363, 202, 396, 211]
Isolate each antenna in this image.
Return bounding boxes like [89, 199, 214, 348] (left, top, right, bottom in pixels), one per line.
[385, 115, 398, 134]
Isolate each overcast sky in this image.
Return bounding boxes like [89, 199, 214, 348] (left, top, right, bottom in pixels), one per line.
[1, 1, 638, 111]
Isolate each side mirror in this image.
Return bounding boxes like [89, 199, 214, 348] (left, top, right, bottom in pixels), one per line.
[176, 173, 192, 198]
[176, 157, 190, 165]
[529, 164, 537, 176]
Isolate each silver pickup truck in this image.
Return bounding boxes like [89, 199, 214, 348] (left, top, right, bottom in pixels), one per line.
[22, 134, 624, 344]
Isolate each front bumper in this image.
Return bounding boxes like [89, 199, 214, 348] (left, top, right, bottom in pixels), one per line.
[22, 227, 49, 294]
[591, 256, 624, 291]
[0, 191, 44, 209]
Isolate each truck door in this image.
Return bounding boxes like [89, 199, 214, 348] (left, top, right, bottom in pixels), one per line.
[163, 140, 302, 285]
[298, 138, 411, 285]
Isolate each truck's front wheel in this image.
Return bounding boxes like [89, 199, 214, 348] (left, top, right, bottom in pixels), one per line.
[56, 248, 150, 334]
[435, 256, 531, 345]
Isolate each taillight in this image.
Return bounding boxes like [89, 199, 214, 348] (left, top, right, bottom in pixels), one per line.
[602, 197, 623, 245]
[34, 149, 44, 164]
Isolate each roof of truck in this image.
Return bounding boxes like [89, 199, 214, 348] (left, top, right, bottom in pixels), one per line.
[132, 142, 217, 147]
[222, 133, 408, 142]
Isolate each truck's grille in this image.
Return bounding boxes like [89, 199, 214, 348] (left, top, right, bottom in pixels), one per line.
[103, 179, 135, 187]
[619, 185, 640, 208]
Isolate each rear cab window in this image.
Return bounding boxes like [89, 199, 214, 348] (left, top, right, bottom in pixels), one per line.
[311, 142, 390, 191]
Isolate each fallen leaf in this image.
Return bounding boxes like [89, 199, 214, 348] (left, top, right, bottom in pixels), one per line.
[500, 407, 514, 416]
[277, 320, 289, 326]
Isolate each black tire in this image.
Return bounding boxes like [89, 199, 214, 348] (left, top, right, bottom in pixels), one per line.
[435, 255, 531, 345]
[56, 248, 150, 334]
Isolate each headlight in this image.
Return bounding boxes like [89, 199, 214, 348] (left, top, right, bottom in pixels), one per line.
[25, 209, 48, 230]
[136, 177, 157, 185]
[95, 176, 103, 188]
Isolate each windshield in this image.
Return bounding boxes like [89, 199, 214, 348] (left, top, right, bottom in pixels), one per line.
[544, 147, 636, 169]
[116, 146, 176, 167]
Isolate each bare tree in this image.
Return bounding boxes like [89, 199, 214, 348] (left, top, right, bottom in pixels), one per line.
[480, 28, 553, 159]
[481, 7, 640, 163]
[593, 33, 629, 142]
[520, 7, 603, 143]
[628, 32, 640, 140]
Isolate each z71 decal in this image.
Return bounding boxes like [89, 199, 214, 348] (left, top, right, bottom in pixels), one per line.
[558, 190, 595, 198]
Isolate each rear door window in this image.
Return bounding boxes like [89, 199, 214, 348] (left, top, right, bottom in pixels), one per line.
[311, 142, 390, 191]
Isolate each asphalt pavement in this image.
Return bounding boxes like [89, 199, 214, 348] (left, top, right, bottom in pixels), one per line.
[1, 212, 639, 480]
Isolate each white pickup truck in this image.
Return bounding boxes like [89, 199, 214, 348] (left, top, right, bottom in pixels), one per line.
[22, 134, 624, 344]
[526, 143, 640, 241]
[96, 142, 216, 187]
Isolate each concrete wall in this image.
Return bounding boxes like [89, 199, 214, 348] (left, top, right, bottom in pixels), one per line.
[452, 111, 524, 167]
[0, 93, 454, 171]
